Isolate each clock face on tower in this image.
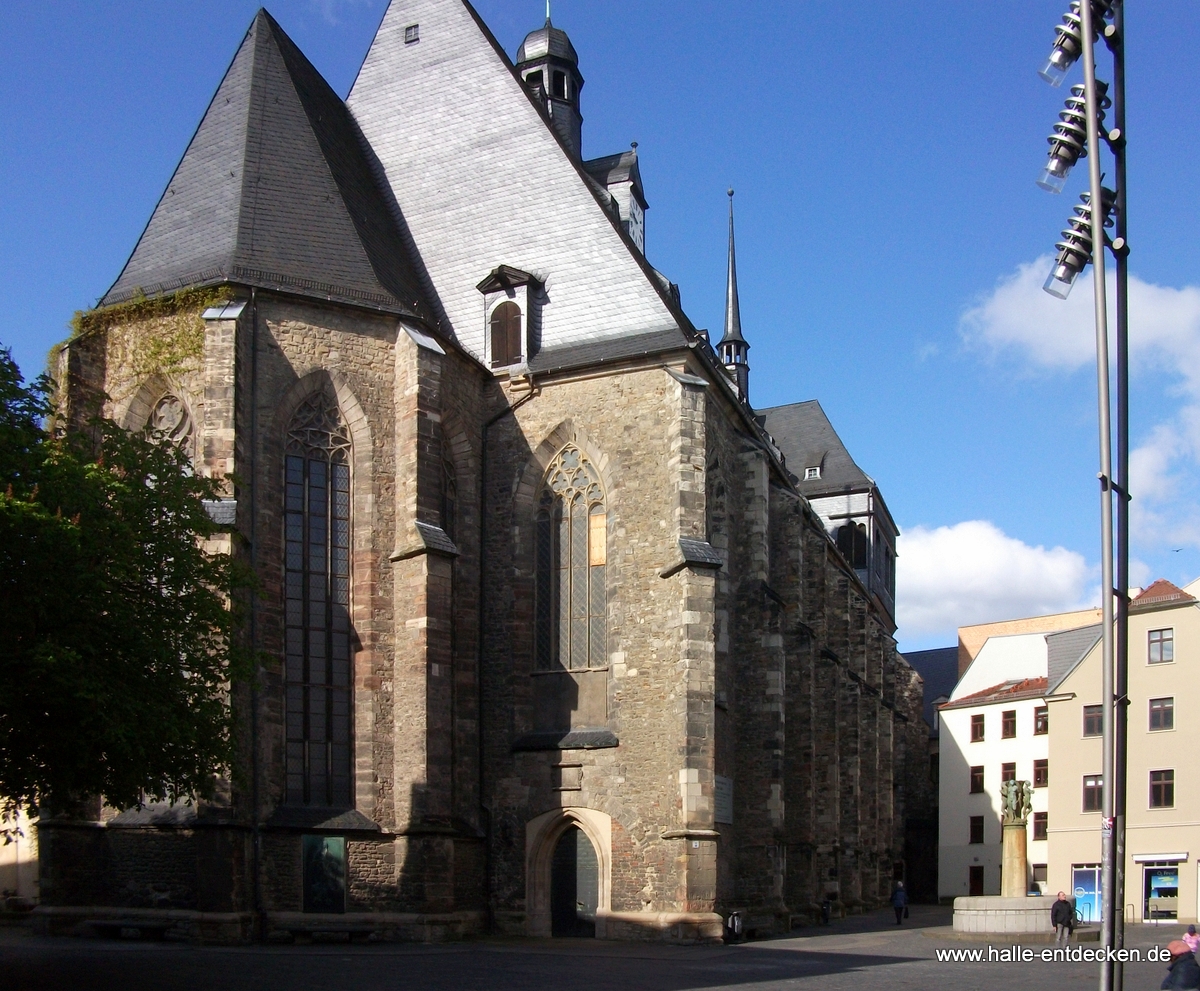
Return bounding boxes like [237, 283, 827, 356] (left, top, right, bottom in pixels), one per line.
[628, 198, 644, 252]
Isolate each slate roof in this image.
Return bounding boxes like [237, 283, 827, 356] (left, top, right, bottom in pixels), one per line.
[901, 646, 959, 731]
[1046, 623, 1103, 692]
[527, 327, 686, 374]
[939, 677, 1049, 710]
[516, 19, 579, 64]
[1131, 578, 1196, 613]
[757, 400, 872, 494]
[583, 149, 647, 207]
[102, 9, 430, 319]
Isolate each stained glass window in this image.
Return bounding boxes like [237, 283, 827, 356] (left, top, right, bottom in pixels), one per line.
[535, 446, 606, 671]
[284, 392, 353, 807]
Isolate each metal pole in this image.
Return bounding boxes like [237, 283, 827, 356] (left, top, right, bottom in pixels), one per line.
[1109, 6, 1130, 988]
[1080, 4, 1117, 990]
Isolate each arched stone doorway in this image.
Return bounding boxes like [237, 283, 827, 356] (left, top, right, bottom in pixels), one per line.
[526, 808, 611, 938]
[551, 825, 598, 936]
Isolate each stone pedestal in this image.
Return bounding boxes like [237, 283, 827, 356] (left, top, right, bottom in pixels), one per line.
[952, 896, 1050, 934]
[1001, 822, 1028, 897]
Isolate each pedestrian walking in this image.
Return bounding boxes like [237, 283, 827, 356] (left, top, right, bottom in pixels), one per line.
[891, 881, 908, 925]
[1050, 891, 1074, 946]
[1161, 940, 1200, 990]
[1185, 925, 1200, 955]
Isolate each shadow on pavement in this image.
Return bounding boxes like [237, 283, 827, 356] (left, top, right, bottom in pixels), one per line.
[1, 926, 927, 991]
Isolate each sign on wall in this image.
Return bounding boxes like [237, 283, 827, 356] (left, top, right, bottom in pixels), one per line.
[715, 775, 734, 825]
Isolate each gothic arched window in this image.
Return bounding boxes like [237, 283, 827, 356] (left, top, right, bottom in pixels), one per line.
[535, 446, 606, 671]
[147, 393, 193, 451]
[284, 392, 353, 808]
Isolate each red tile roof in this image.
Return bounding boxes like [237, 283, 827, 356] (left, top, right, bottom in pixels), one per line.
[1131, 579, 1196, 613]
[940, 677, 1049, 710]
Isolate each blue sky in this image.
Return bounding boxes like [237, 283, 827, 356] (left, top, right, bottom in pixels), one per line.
[3, 1, 1199, 651]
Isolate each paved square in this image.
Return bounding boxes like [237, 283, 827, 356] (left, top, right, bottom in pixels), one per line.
[2, 906, 1185, 991]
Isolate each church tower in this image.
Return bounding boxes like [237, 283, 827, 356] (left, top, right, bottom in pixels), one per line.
[718, 189, 750, 402]
[516, 10, 585, 157]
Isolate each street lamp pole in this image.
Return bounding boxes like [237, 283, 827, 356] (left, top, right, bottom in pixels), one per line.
[1035, 4, 1130, 988]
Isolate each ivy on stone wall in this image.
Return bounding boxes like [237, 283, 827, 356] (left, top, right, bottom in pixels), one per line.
[62, 286, 230, 382]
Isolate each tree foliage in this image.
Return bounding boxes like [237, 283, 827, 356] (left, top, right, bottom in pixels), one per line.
[0, 347, 249, 816]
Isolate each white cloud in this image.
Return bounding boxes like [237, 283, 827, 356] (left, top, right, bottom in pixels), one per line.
[896, 520, 1092, 645]
[309, 0, 374, 25]
[960, 258, 1200, 551]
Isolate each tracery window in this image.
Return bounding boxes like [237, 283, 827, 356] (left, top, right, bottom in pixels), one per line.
[147, 394, 193, 450]
[284, 392, 353, 807]
[535, 446, 606, 671]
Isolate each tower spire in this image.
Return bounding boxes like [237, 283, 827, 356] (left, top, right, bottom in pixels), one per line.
[718, 188, 750, 401]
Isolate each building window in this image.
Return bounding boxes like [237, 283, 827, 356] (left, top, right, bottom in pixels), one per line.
[805, 466, 821, 480]
[969, 816, 985, 844]
[1001, 762, 1016, 783]
[552, 70, 567, 99]
[1033, 812, 1048, 841]
[970, 766, 984, 794]
[1083, 774, 1103, 812]
[404, 23, 419, 44]
[971, 713, 985, 742]
[1149, 697, 1174, 732]
[1033, 863, 1048, 883]
[1034, 705, 1049, 735]
[490, 301, 523, 367]
[1149, 628, 1174, 664]
[969, 865, 984, 895]
[836, 522, 867, 570]
[1083, 704, 1102, 737]
[1001, 709, 1016, 738]
[1150, 770, 1175, 809]
[1034, 759, 1049, 788]
[285, 392, 353, 808]
[535, 445, 607, 671]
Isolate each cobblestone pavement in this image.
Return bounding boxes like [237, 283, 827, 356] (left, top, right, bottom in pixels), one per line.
[2, 906, 1187, 991]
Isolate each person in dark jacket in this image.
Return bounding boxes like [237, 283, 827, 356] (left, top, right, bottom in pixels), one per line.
[891, 882, 908, 925]
[1162, 940, 1200, 990]
[1050, 892, 1074, 946]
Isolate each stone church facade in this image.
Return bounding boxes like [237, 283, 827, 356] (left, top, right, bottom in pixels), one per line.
[40, 0, 930, 943]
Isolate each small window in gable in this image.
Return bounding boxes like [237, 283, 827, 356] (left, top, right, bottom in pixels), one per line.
[805, 466, 821, 480]
[490, 301, 523, 368]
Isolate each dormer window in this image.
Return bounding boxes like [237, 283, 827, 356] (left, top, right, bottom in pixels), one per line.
[804, 466, 821, 480]
[477, 265, 540, 372]
[490, 301, 523, 368]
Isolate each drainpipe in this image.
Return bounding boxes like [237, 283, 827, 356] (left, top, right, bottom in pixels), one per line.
[476, 383, 536, 930]
[247, 288, 264, 939]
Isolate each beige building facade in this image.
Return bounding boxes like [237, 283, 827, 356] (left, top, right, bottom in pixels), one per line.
[1048, 580, 1200, 924]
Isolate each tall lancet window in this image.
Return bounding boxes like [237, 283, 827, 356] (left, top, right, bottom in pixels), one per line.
[535, 446, 606, 671]
[284, 392, 353, 807]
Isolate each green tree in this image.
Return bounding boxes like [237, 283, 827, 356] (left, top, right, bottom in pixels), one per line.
[0, 347, 249, 817]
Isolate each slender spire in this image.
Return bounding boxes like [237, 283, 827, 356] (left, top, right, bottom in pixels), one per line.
[718, 188, 750, 401]
[721, 188, 745, 345]
[546, 0, 552, 24]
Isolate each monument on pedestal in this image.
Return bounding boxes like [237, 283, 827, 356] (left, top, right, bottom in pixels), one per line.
[1000, 780, 1033, 897]
[953, 780, 1060, 937]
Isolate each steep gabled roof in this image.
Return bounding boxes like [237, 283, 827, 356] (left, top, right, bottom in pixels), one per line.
[102, 9, 430, 319]
[1131, 579, 1196, 613]
[901, 646, 959, 730]
[347, 0, 687, 361]
[757, 400, 872, 494]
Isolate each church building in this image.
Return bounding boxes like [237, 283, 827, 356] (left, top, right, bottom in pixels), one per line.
[41, 1, 930, 943]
